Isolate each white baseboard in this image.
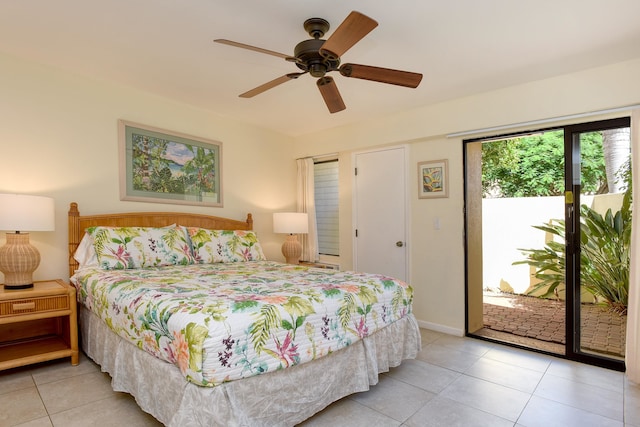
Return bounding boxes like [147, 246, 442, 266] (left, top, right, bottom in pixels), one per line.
[416, 319, 464, 337]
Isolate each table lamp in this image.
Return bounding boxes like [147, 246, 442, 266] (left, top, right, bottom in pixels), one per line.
[0, 194, 55, 289]
[273, 212, 308, 264]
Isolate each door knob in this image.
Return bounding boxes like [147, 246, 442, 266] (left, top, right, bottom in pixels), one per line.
[396, 241, 404, 247]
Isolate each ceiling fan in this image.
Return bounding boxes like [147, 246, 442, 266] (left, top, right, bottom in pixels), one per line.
[214, 11, 423, 113]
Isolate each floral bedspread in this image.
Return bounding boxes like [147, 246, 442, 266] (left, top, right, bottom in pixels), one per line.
[71, 261, 413, 386]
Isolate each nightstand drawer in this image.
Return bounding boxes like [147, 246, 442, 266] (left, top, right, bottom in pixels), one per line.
[0, 295, 69, 317]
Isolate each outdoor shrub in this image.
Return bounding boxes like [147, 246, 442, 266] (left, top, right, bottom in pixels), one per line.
[514, 189, 630, 314]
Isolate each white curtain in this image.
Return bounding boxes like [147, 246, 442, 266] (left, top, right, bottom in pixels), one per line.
[627, 109, 640, 383]
[297, 158, 319, 262]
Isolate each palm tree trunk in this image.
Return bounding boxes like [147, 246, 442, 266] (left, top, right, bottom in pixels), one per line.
[602, 128, 631, 193]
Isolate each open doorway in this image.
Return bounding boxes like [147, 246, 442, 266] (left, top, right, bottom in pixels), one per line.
[465, 118, 630, 369]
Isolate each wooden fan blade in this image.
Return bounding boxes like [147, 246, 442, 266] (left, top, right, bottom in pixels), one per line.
[319, 11, 378, 60]
[339, 63, 423, 88]
[239, 73, 305, 98]
[214, 39, 293, 60]
[317, 76, 346, 113]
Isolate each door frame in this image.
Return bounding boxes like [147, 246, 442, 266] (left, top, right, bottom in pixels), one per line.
[352, 145, 410, 281]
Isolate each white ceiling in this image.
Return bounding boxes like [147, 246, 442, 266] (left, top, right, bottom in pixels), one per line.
[1, 1, 640, 137]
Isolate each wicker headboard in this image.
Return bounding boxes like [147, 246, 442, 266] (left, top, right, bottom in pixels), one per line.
[67, 202, 253, 277]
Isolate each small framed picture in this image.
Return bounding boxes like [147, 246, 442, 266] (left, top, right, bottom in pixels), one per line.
[418, 159, 448, 199]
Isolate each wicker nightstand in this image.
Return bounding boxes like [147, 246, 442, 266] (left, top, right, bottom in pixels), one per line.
[0, 279, 79, 370]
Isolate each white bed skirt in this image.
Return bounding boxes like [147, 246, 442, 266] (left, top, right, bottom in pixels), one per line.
[80, 306, 421, 426]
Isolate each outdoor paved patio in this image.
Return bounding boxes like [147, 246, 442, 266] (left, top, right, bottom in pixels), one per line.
[480, 291, 626, 357]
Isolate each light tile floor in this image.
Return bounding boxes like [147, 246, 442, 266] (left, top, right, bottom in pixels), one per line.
[1, 328, 639, 426]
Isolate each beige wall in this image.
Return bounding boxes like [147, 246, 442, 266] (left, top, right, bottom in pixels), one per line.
[0, 52, 297, 283]
[2, 50, 639, 336]
[293, 58, 640, 335]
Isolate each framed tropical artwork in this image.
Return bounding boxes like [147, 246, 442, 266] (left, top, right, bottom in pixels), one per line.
[119, 120, 222, 207]
[418, 159, 448, 199]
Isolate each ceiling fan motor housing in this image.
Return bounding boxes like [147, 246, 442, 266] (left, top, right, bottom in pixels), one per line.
[294, 18, 340, 78]
[294, 38, 340, 77]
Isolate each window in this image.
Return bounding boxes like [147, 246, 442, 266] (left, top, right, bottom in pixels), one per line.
[314, 159, 339, 256]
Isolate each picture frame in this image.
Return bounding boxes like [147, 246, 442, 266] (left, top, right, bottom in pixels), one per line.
[418, 159, 448, 199]
[119, 120, 222, 207]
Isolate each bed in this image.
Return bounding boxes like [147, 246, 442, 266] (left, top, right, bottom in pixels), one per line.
[67, 202, 421, 426]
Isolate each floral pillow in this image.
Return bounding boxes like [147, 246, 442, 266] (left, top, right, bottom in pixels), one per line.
[88, 225, 194, 269]
[73, 232, 100, 268]
[187, 228, 266, 263]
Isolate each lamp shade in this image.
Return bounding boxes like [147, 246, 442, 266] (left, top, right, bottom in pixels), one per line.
[0, 194, 55, 232]
[273, 212, 308, 234]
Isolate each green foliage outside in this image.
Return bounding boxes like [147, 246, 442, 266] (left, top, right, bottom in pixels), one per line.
[482, 131, 607, 197]
[513, 162, 631, 314]
[483, 129, 631, 313]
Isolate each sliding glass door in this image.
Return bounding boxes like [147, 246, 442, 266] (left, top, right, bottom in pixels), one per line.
[565, 118, 630, 368]
[465, 117, 630, 370]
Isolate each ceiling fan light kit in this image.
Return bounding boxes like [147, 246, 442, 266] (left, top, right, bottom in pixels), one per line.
[214, 11, 423, 113]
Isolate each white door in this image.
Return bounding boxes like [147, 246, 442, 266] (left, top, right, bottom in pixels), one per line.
[354, 146, 408, 281]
